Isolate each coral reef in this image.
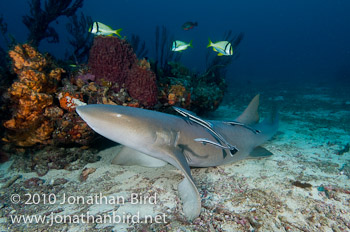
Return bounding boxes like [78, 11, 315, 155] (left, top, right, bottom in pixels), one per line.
[53, 112, 94, 146]
[157, 62, 226, 114]
[1, 27, 240, 148]
[76, 72, 95, 82]
[3, 44, 63, 146]
[88, 36, 137, 85]
[87, 32, 231, 112]
[126, 63, 158, 107]
[190, 80, 226, 114]
[63, 75, 137, 107]
[150, 26, 240, 114]
[2, 44, 95, 147]
[88, 36, 158, 108]
[167, 84, 190, 107]
[23, 0, 83, 46]
[58, 91, 84, 112]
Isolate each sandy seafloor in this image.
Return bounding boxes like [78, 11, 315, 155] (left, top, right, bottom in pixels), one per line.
[0, 83, 349, 232]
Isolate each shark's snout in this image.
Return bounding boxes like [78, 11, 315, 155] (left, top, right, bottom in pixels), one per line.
[76, 105, 95, 117]
[76, 104, 128, 144]
[76, 105, 104, 132]
[76, 105, 97, 124]
[76, 104, 118, 121]
[75, 104, 160, 151]
[76, 104, 121, 131]
[75, 105, 86, 117]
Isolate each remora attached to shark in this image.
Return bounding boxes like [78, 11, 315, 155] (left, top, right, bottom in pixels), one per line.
[76, 94, 278, 220]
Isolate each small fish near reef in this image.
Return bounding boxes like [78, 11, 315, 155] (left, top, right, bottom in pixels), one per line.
[182, 21, 198, 31]
[172, 40, 193, 52]
[76, 95, 279, 220]
[89, 22, 122, 37]
[207, 39, 233, 56]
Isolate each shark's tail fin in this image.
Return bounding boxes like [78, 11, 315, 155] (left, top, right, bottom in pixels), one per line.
[268, 105, 279, 127]
[245, 105, 278, 159]
[254, 105, 279, 144]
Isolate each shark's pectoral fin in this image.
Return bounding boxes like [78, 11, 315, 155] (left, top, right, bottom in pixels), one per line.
[249, 146, 274, 158]
[111, 146, 168, 167]
[164, 147, 201, 220]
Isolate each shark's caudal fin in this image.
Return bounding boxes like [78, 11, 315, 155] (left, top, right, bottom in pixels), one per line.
[236, 94, 260, 125]
[257, 105, 279, 136]
[252, 104, 279, 148]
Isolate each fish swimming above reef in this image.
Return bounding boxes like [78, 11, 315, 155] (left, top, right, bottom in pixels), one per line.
[89, 22, 122, 37]
[76, 95, 278, 220]
[207, 39, 233, 56]
[182, 21, 198, 30]
[172, 40, 193, 52]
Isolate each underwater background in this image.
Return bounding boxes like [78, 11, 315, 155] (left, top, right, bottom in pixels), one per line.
[1, 0, 350, 84]
[0, 0, 349, 231]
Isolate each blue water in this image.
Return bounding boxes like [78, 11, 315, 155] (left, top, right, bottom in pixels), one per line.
[1, 0, 350, 84]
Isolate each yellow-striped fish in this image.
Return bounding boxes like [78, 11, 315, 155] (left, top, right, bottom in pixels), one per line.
[89, 22, 122, 37]
[172, 40, 193, 52]
[207, 39, 233, 56]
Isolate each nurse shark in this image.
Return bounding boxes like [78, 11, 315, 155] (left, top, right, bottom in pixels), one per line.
[76, 94, 278, 220]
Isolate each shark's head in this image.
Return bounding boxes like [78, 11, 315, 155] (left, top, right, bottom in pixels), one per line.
[76, 104, 158, 148]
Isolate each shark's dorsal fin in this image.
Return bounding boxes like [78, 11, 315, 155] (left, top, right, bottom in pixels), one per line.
[236, 94, 260, 125]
